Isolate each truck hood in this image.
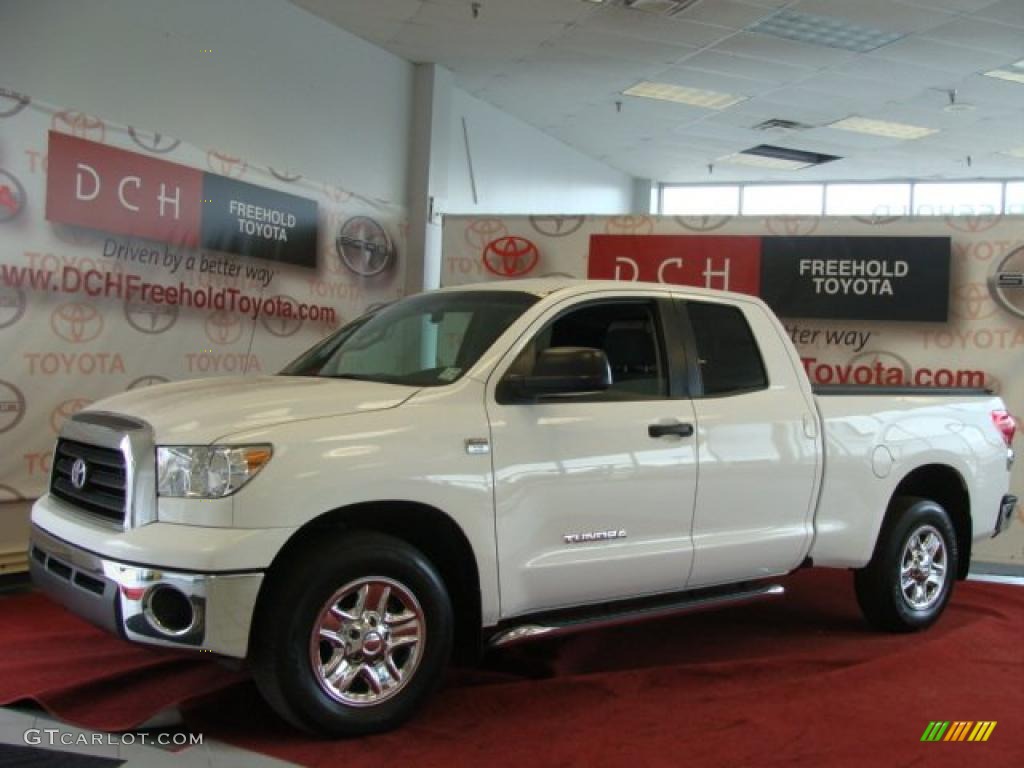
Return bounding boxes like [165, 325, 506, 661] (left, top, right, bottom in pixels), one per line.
[82, 376, 419, 443]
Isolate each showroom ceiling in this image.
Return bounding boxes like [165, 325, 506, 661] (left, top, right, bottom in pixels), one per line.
[293, 0, 1024, 183]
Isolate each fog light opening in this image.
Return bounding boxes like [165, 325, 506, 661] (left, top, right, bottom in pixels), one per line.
[144, 585, 196, 636]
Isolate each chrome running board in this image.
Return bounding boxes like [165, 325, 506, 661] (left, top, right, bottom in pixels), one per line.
[488, 582, 785, 648]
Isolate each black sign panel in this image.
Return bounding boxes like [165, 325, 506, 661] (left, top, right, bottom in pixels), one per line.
[760, 237, 950, 322]
[200, 174, 318, 268]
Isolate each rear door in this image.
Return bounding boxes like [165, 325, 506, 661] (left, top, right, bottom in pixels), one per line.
[673, 297, 820, 588]
[487, 292, 699, 618]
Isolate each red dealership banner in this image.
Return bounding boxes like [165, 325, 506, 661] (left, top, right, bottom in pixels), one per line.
[45, 132, 319, 267]
[589, 234, 762, 295]
[589, 234, 950, 321]
[46, 131, 203, 247]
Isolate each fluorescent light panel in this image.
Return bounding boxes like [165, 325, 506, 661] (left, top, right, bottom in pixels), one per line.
[984, 69, 1024, 84]
[718, 153, 811, 170]
[749, 9, 903, 53]
[829, 116, 938, 140]
[1003, 147, 1024, 159]
[623, 81, 746, 110]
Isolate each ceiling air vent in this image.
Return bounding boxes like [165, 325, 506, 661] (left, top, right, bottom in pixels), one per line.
[613, 0, 703, 17]
[752, 118, 814, 132]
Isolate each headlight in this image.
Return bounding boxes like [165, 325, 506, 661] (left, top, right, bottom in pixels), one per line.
[157, 445, 272, 498]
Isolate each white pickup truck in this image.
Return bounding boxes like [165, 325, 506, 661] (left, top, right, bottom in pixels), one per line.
[30, 279, 1017, 735]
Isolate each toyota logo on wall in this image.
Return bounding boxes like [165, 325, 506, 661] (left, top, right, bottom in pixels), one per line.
[989, 244, 1024, 320]
[207, 150, 247, 178]
[124, 299, 179, 334]
[529, 216, 586, 238]
[482, 236, 540, 278]
[0, 379, 26, 434]
[205, 310, 244, 345]
[946, 214, 1001, 233]
[260, 294, 305, 337]
[0, 285, 26, 329]
[52, 110, 106, 142]
[950, 283, 997, 322]
[0, 169, 26, 223]
[51, 302, 104, 344]
[0, 87, 30, 118]
[766, 216, 820, 236]
[675, 215, 732, 232]
[336, 217, 396, 277]
[128, 127, 181, 154]
[464, 218, 508, 251]
[269, 167, 303, 183]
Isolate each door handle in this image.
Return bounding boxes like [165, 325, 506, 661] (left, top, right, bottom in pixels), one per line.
[648, 421, 694, 439]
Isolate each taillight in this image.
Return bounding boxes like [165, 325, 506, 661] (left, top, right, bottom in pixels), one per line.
[992, 410, 1017, 447]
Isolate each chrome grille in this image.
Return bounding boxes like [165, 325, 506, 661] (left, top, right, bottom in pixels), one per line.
[51, 438, 127, 525]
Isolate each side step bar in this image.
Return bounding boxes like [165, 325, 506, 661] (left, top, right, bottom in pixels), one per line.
[488, 582, 785, 648]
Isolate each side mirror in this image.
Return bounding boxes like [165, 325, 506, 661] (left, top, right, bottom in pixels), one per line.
[501, 347, 612, 402]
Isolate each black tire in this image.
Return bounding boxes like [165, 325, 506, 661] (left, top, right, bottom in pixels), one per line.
[250, 532, 453, 736]
[854, 497, 958, 633]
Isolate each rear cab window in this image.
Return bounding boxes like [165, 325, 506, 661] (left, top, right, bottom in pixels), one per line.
[683, 301, 768, 397]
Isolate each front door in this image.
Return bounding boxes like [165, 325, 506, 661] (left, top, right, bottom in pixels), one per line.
[487, 295, 699, 619]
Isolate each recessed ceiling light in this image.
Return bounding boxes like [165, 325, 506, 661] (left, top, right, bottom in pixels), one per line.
[623, 82, 746, 109]
[749, 9, 903, 53]
[718, 153, 811, 170]
[718, 144, 840, 170]
[829, 116, 938, 140]
[1003, 147, 1024, 159]
[983, 68, 1024, 84]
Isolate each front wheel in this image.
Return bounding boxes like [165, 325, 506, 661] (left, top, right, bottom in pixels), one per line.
[251, 532, 453, 736]
[854, 497, 958, 633]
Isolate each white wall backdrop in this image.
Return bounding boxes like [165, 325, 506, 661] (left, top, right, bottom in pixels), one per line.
[446, 89, 634, 216]
[0, 0, 415, 206]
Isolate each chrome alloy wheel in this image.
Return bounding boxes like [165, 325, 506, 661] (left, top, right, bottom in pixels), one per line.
[309, 577, 425, 707]
[900, 524, 947, 611]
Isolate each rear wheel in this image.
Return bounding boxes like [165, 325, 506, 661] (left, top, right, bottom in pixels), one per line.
[854, 497, 958, 632]
[251, 532, 453, 735]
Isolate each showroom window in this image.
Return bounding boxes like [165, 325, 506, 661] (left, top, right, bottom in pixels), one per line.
[662, 184, 740, 215]
[825, 183, 911, 216]
[912, 181, 1003, 216]
[742, 184, 824, 215]
[661, 179, 1024, 216]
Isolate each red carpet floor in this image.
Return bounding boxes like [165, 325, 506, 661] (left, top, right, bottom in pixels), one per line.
[3, 569, 1022, 767]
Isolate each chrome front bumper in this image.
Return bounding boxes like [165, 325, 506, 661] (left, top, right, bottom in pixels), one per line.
[29, 525, 263, 658]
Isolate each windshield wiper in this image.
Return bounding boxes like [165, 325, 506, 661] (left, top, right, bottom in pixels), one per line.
[327, 373, 402, 384]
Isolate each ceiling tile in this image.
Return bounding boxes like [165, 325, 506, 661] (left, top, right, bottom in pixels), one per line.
[921, 18, 1024, 57]
[555, 26, 698, 65]
[972, 0, 1024, 27]
[679, 49, 816, 84]
[868, 35, 1010, 72]
[586, 7, 735, 48]
[715, 32, 861, 68]
[675, 0, 775, 29]
[791, 0, 953, 32]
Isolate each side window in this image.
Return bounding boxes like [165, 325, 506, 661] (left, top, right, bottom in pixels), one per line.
[508, 301, 668, 400]
[686, 302, 768, 396]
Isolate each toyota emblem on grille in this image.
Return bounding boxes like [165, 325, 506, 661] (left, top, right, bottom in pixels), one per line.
[71, 458, 88, 490]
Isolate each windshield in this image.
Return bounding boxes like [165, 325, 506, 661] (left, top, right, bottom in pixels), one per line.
[281, 290, 538, 386]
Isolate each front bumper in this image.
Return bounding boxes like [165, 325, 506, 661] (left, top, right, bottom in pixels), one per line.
[993, 495, 1017, 537]
[29, 525, 263, 658]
